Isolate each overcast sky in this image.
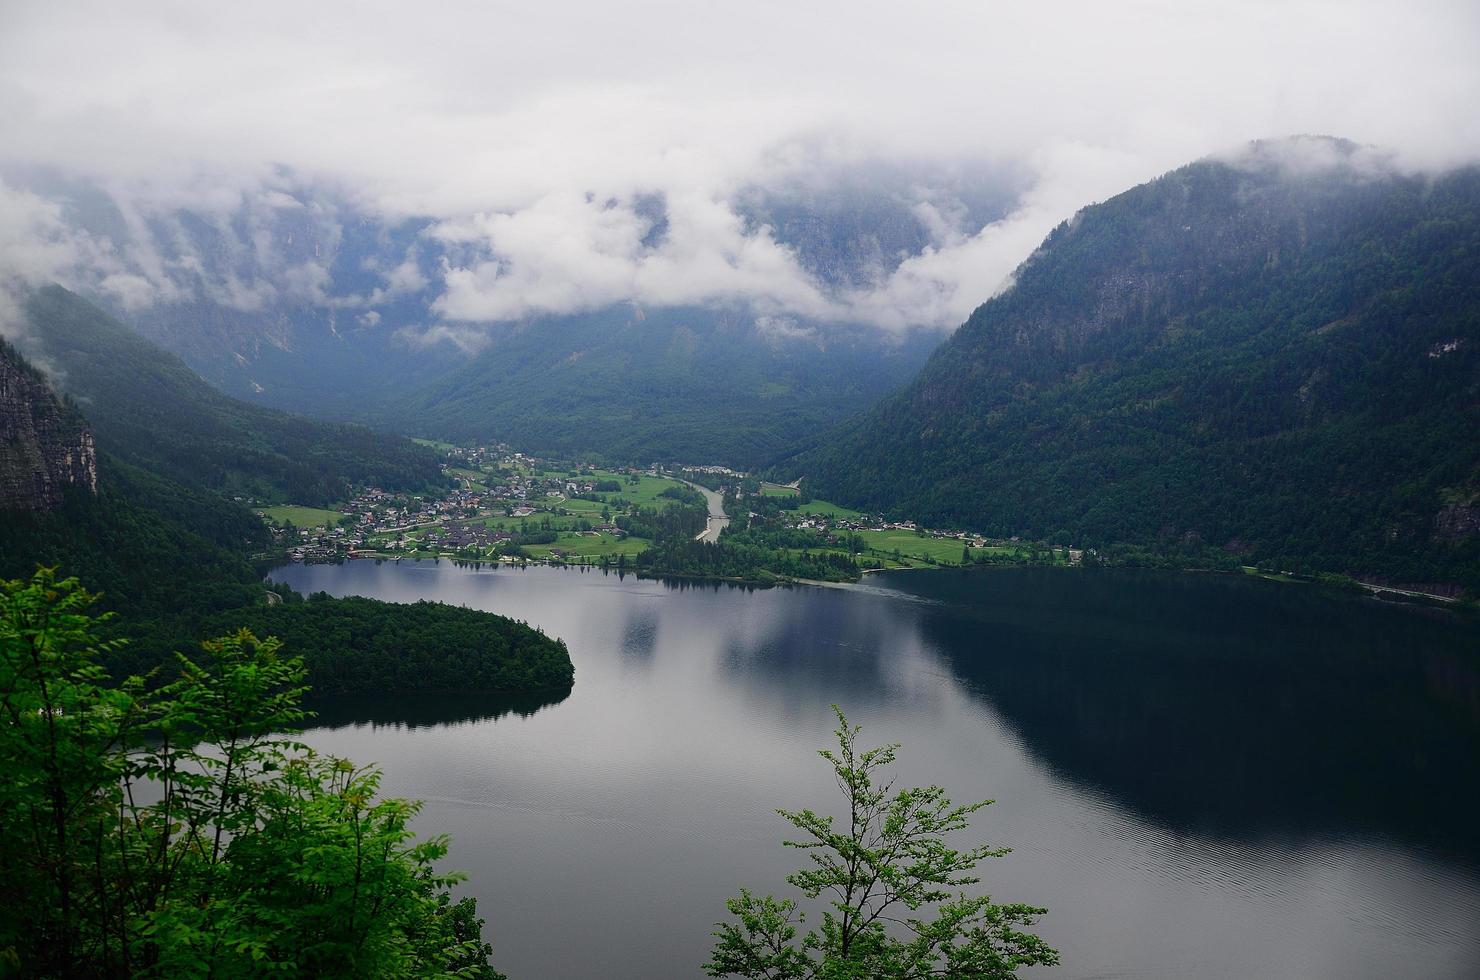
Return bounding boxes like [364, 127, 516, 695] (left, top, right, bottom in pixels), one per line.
[3, 0, 1479, 333]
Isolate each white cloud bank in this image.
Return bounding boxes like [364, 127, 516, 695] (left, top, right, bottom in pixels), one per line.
[2, 0, 1478, 335]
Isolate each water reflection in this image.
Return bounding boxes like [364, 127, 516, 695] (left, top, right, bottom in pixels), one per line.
[307, 688, 570, 731]
[270, 561, 1480, 980]
[901, 568, 1480, 862]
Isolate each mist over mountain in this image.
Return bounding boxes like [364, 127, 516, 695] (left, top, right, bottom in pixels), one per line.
[0, 165, 1025, 460]
[789, 139, 1480, 587]
[13, 285, 447, 505]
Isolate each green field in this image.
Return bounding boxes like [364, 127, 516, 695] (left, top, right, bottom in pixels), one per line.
[794, 499, 867, 520]
[411, 437, 457, 451]
[474, 513, 592, 533]
[586, 472, 690, 509]
[760, 482, 800, 497]
[854, 530, 978, 564]
[258, 505, 344, 529]
[522, 531, 650, 559]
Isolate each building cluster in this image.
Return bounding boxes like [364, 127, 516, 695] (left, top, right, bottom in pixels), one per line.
[271, 445, 650, 563]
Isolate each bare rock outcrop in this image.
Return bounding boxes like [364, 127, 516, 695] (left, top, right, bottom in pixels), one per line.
[0, 340, 97, 512]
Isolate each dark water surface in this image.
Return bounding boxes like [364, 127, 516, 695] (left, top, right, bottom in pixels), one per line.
[270, 562, 1480, 979]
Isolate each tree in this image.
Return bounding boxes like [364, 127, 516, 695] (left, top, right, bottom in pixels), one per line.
[0, 568, 503, 978]
[706, 708, 1058, 980]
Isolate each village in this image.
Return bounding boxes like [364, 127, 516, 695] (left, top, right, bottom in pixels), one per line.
[255, 443, 1079, 570]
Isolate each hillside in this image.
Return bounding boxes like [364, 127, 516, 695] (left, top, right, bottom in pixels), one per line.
[1, 338, 268, 667]
[790, 140, 1480, 589]
[0, 338, 574, 692]
[384, 305, 938, 466]
[4, 170, 995, 466]
[16, 286, 448, 506]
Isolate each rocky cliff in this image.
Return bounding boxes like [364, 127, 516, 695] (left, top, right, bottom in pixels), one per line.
[0, 339, 97, 511]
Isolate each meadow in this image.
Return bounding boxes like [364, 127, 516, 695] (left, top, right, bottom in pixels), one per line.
[258, 505, 344, 529]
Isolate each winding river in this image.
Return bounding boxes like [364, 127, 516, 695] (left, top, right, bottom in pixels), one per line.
[686, 482, 729, 542]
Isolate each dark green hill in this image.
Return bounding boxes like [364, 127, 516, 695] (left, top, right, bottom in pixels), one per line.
[204, 593, 574, 697]
[790, 140, 1480, 589]
[1, 324, 572, 693]
[384, 305, 938, 467]
[18, 286, 447, 506]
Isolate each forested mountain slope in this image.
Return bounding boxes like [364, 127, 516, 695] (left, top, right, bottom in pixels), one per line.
[0, 337, 572, 690]
[16, 286, 446, 505]
[790, 140, 1480, 588]
[6, 168, 996, 467]
[386, 305, 938, 466]
[1, 338, 269, 667]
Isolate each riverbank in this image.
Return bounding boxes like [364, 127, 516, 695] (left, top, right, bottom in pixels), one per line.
[683, 480, 730, 542]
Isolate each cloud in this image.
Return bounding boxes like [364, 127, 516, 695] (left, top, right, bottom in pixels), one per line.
[394, 322, 491, 355]
[753, 315, 819, 346]
[1, 0, 1478, 337]
[0, 178, 105, 337]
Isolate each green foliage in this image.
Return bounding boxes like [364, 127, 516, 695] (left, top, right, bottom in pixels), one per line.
[0, 569, 503, 978]
[793, 154, 1480, 588]
[3, 297, 572, 732]
[707, 708, 1058, 979]
[0, 458, 269, 673]
[204, 594, 575, 697]
[383, 305, 938, 468]
[21, 286, 448, 506]
[0, 460, 572, 697]
[624, 491, 862, 584]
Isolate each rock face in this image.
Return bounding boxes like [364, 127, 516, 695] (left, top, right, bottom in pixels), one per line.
[1435, 501, 1480, 543]
[0, 340, 97, 512]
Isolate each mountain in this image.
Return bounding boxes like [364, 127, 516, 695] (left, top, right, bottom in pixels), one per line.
[0, 337, 96, 511]
[1, 337, 268, 667]
[385, 304, 940, 466]
[1, 314, 573, 693]
[4, 166, 1019, 464]
[790, 139, 1480, 589]
[14, 286, 447, 506]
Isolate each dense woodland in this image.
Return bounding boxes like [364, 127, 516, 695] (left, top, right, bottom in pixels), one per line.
[0, 338, 574, 695]
[380, 305, 938, 468]
[0, 460, 268, 670]
[791, 147, 1480, 590]
[19, 286, 448, 506]
[215, 589, 574, 696]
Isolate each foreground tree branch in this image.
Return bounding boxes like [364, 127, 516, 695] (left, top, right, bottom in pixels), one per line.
[707, 706, 1059, 980]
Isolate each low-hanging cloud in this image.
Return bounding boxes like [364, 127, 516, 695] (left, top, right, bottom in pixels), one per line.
[2, 0, 1478, 339]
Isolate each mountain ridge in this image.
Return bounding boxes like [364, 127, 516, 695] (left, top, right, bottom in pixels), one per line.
[14, 285, 448, 506]
[788, 140, 1480, 588]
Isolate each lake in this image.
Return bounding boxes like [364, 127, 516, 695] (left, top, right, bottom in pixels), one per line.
[268, 561, 1480, 979]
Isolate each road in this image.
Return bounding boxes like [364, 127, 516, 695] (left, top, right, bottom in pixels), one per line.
[687, 482, 730, 543]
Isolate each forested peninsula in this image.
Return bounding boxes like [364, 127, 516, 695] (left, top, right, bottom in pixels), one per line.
[0, 295, 574, 697]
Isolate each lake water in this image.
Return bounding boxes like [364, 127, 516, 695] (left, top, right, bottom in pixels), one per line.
[268, 561, 1480, 979]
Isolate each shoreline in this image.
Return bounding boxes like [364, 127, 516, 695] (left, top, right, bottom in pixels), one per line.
[267, 549, 1475, 610]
